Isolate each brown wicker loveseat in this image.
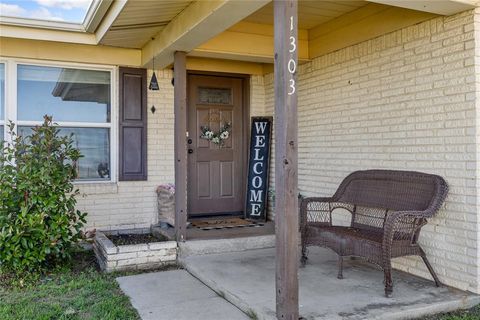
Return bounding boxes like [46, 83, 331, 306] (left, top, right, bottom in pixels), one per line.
[300, 170, 448, 297]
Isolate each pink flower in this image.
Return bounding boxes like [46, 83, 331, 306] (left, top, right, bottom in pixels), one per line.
[156, 183, 175, 194]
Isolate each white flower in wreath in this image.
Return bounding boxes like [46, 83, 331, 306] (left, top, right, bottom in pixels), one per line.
[220, 131, 229, 140]
[212, 137, 220, 144]
[204, 131, 214, 139]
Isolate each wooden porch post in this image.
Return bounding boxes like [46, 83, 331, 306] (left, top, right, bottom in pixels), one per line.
[174, 51, 188, 242]
[274, 0, 299, 319]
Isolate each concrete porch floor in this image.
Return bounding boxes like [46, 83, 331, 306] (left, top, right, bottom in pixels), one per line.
[182, 247, 480, 320]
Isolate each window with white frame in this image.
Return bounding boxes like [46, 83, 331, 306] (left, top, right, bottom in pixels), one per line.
[1, 61, 115, 182]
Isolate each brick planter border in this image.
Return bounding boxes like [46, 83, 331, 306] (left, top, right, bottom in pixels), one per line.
[94, 230, 177, 272]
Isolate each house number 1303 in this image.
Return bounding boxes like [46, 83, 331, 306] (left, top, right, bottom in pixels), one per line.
[288, 16, 296, 96]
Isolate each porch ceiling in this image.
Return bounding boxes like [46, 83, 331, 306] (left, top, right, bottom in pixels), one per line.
[100, 0, 369, 51]
[93, 0, 477, 68]
[188, 1, 439, 65]
[244, 0, 368, 30]
[99, 0, 193, 49]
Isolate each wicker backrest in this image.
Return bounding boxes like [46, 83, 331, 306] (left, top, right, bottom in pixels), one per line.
[332, 170, 448, 230]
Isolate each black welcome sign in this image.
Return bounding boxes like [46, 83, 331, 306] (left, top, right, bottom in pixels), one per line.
[245, 117, 272, 221]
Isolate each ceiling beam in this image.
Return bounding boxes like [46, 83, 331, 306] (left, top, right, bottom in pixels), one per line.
[367, 0, 477, 15]
[141, 0, 271, 68]
[186, 57, 265, 75]
[190, 21, 308, 63]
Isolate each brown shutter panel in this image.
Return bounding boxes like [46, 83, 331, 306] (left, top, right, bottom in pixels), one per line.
[119, 67, 147, 181]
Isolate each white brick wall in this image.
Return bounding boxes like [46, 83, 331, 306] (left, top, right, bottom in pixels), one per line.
[263, 10, 479, 293]
[251, 75, 267, 116]
[474, 8, 480, 295]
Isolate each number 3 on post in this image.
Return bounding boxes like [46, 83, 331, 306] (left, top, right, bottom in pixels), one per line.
[288, 16, 296, 96]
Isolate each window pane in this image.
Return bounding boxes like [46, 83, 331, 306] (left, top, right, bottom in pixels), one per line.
[198, 87, 232, 105]
[18, 126, 110, 181]
[0, 126, 3, 142]
[0, 63, 4, 120]
[17, 65, 110, 123]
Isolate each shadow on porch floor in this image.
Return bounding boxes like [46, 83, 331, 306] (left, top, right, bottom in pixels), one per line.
[182, 247, 480, 320]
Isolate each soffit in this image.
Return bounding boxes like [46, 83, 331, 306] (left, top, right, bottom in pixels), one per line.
[243, 0, 368, 30]
[100, 0, 192, 49]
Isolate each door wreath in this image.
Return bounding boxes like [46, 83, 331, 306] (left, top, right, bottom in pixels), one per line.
[200, 122, 231, 146]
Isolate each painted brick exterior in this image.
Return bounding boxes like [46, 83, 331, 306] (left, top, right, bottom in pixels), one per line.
[263, 9, 479, 293]
[251, 74, 267, 117]
[94, 231, 177, 272]
[474, 8, 480, 295]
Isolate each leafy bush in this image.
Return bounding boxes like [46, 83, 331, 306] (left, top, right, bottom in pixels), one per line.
[0, 116, 87, 273]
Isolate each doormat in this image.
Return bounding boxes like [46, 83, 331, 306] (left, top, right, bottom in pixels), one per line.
[190, 218, 264, 230]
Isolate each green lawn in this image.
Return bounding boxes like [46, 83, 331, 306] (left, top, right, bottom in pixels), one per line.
[0, 249, 478, 320]
[0, 249, 140, 320]
[418, 306, 480, 320]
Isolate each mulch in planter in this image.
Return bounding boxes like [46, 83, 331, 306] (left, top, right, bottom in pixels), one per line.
[108, 233, 168, 246]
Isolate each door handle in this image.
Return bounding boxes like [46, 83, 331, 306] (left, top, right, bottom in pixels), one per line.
[188, 149, 193, 154]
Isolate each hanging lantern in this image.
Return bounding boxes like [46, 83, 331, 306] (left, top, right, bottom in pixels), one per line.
[149, 56, 159, 91]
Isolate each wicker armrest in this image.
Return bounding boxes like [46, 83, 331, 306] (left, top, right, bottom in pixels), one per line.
[382, 211, 428, 247]
[300, 197, 333, 231]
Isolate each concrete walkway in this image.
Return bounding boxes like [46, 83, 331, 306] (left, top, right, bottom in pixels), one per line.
[117, 247, 480, 320]
[117, 270, 249, 320]
[183, 247, 480, 320]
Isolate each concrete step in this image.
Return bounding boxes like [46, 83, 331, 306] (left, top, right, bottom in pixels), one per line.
[178, 234, 275, 257]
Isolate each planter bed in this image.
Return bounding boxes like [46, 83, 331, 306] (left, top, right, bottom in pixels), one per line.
[94, 229, 177, 272]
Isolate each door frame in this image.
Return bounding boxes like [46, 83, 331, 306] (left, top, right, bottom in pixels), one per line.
[186, 71, 251, 218]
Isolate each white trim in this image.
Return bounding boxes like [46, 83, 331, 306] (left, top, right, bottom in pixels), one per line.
[0, 16, 85, 32]
[110, 66, 119, 185]
[84, 0, 113, 33]
[11, 57, 116, 71]
[1, 57, 117, 183]
[17, 121, 111, 128]
[73, 180, 117, 185]
[0, 60, 5, 142]
[5, 60, 17, 141]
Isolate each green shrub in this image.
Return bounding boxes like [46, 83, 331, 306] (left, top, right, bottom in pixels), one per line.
[0, 116, 87, 273]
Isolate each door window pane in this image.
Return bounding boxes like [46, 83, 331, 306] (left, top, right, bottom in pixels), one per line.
[198, 87, 232, 105]
[17, 65, 111, 123]
[18, 126, 110, 181]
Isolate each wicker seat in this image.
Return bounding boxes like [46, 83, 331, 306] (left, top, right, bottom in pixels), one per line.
[300, 170, 448, 297]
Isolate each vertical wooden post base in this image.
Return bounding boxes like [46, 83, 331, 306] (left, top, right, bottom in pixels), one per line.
[174, 51, 188, 243]
[274, 0, 299, 319]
